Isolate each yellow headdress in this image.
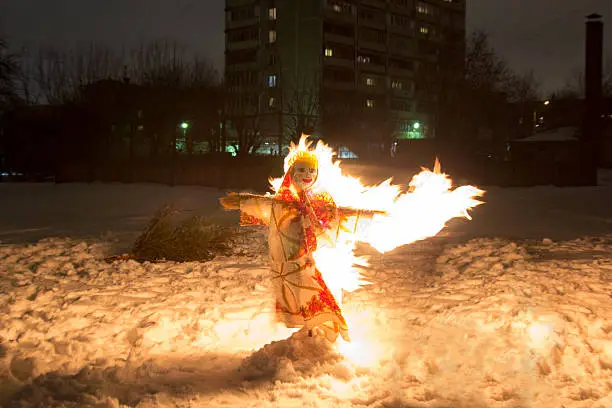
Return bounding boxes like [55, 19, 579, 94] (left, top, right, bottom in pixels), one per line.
[287, 150, 318, 169]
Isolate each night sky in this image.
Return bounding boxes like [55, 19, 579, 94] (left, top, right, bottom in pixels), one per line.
[1, 0, 611, 94]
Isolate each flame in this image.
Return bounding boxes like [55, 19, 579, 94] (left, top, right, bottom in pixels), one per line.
[270, 135, 484, 359]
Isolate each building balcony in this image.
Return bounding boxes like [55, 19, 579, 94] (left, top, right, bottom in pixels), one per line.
[226, 0, 257, 8]
[226, 17, 259, 30]
[323, 7, 356, 24]
[226, 39, 260, 51]
[390, 110, 414, 120]
[323, 32, 355, 46]
[357, 19, 386, 30]
[389, 4, 412, 15]
[389, 45, 416, 58]
[391, 87, 414, 98]
[322, 79, 356, 91]
[416, 13, 438, 25]
[225, 60, 259, 70]
[419, 54, 439, 64]
[360, 0, 387, 10]
[323, 56, 355, 69]
[357, 63, 386, 74]
[358, 83, 386, 94]
[439, 0, 466, 11]
[357, 40, 387, 53]
[388, 24, 414, 36]
[389, 65, 415, 77]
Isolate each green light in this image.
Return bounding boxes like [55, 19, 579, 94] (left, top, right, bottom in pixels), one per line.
[413, 122, 421, 130]
[180, 122, 189, 129]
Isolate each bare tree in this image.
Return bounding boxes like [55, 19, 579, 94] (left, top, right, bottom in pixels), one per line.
[233, 114, 262, 155]
[557, 57, 612, 99]
[128, 40, 218, 88]
[465, 31, 513, 95]
[557, 68, 585, 99]
[282, 76, 319, 144]
[14, 46, 41, 105]
[506, 70, 541, 103]
[224, 89, 264, 155]
[0, 38, 20, 112]
[31, 42, 122, 104]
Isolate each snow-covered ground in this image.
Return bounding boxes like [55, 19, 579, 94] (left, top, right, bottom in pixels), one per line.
[0, 167, 611, 408]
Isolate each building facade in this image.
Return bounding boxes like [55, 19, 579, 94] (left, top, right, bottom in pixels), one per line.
[224, 0, 466, 154]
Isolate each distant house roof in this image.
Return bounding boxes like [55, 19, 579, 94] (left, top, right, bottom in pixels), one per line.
[515, 126, 580, 142]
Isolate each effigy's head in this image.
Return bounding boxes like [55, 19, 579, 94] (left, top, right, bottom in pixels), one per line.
[287, 150, 318, 191]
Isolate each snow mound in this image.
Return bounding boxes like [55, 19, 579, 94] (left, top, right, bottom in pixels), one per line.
[240, 330, 343, 382]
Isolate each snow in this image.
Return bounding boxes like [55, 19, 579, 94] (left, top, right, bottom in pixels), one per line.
[516, 126, 580, 142]
[1, 167, 611, 408]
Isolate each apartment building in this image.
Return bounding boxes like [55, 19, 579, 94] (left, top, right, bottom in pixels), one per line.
[224, 0, 466, 153]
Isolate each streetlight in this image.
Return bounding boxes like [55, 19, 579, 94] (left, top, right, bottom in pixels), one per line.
[543, 100, 550, 106]
[178, 121, 190, 152]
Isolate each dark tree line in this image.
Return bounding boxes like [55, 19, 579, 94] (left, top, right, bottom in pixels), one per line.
[0, 39, 227, 178]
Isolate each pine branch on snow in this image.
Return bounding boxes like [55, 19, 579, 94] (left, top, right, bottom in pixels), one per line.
[131, 205, 239, 262]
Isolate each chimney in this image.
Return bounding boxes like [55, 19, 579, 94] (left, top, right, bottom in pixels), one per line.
[583, 13, 604, 183]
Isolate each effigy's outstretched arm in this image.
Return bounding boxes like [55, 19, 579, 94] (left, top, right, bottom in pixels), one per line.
[338, 206, 386, 236]
[339, 207, 386, 218]
[219, 192, 273, 226]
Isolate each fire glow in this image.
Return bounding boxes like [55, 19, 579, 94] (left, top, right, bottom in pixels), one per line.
[270, 136, 485, 364]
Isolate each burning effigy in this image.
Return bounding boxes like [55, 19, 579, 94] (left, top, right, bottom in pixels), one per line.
[220, 136, 484, 343]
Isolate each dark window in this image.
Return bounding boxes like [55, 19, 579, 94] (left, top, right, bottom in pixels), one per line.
[227, 26, 259, 43]
[226, 49, 257, 65]
[230, 6, 255, 21]
[323, 67, 354, 83]
[418, 40, 438, 56]
[359, 28, 385, 43]
[324, 22, 354, 37]
[390, 14, 410, 27]
[358, 7, 385, 24]
[391, 98, 412, 111]
[389, 58, 414, 70]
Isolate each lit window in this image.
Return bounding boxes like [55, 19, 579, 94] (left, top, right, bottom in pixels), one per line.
[366, 99, 375, 108]
[269, 7, 277, 20]
[357, 55, 370, 64]
[268, 74, 277, 87]
[269, 97, 276, 107]
[269, 30, 277, 43]
[417, 2, 433, 15]
[392, 80, 403, 90]
[333, 4, 342, 12]
[366, 77, 375, 86]
[420, 26, 429, 35]
[325, 48, 333, 57]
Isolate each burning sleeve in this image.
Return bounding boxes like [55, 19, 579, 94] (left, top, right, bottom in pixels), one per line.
[239, 194, 273, 227]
